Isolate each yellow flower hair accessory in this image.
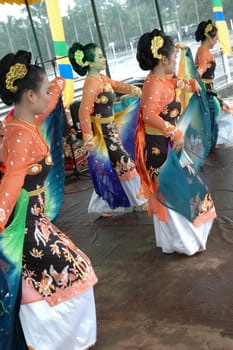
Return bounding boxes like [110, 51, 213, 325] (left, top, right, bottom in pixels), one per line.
[5, 63, 28, 93]
[151, 36, 164, 60]
[74, 50, 89, 68]
[204, 23, 213, 37]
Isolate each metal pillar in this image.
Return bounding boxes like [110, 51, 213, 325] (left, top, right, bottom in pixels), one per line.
[154, 0, 164, 32]
[90, 0, 111, 77]
[24, 0, 45, 68]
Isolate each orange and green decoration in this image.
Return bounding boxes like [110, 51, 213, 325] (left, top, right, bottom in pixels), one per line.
[45, 0, 74, 108]
[212, 0, 232, 55]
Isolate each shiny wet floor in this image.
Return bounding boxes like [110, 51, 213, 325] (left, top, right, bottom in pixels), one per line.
[57, 145, 233, 350]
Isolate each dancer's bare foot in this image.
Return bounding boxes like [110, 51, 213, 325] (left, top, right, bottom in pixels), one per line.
[140, 201, 148, 212]
[100, 212, 113, 217]
[196, 247, 204, 254]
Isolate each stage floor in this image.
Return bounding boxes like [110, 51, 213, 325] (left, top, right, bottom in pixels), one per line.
[56, 145, 233, 350]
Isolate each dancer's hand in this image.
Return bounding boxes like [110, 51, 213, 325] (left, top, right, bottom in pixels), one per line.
[175, 43, 188, 50]
[131, 86, 142, 98]
[194, 81, 202, 96]
[173, 136, 184, 153]
[55, 77, 65, 91]
[221, 100, 230, 113]
[84, 139, 95, 154]
[83, 134, 95, 155]
[50, 77, 65, 92]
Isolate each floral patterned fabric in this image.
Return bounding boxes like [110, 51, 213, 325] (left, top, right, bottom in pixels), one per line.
[0, 120, 97, 306]
[136, 73, 196, 220]
[78, 74, 141, 208]
[80, 75, 138, 178]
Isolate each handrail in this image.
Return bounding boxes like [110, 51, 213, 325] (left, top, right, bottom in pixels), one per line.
[0, 72, 232, 121]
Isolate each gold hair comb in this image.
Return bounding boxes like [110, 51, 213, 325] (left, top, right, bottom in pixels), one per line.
[204, 23, 213, 37]
[74, 50, 89, 67]
[151, 36, 164, 60]
[5, 63, 28, 93]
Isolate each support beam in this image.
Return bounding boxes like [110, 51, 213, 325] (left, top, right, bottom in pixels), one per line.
[24, 0, 44, 68]
[90, 0, 111, 77]
[154, 0, 164, 32]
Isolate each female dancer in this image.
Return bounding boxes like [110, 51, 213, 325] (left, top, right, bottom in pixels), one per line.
[136, 29, 216, 256]
[195, 19, 229, 150]
[68, 42, 147, 216]
[0, 50, 97, 349]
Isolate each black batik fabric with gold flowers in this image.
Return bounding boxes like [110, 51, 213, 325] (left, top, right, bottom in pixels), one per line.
[93, 90, 135, 177]
[93, 91, 114, 118]
[22, 159, 91, 297]
[145, 98, 181, 182]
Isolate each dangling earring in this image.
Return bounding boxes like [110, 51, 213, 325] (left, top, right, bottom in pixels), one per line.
[31, 98, 35, 104]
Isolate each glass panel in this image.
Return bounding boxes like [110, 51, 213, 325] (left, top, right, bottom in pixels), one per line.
[0, 0, 232, 112]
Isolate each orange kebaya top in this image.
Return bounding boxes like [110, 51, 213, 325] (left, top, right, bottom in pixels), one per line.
[195, 47, 216, 79]
[0, 77, 64, 232]
[140, 73, 196, 141]
[79, 74, 139, 141]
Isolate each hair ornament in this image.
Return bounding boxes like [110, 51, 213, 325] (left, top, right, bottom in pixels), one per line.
[204, 23, 213, 37]
[5, 63, 28, 93]
[151, 36, 164, 60]
[74, 50, 89, 67]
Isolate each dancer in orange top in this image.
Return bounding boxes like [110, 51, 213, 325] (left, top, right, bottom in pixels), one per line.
[0, 50, 97, 349]
[68, 42, 147, 216]
[195, 19, 230, 150]
[136, 29, 216, 255]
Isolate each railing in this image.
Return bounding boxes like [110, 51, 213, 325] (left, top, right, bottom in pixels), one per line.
[0, 43, 232, 120]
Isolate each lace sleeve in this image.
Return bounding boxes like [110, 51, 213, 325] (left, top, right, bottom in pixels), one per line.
[34, 77, 65, 126]
[0, 125, 47, 232]
[78, 77, 102, 142]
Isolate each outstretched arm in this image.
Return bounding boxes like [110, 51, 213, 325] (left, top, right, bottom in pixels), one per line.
[103, 75, 142, 97]
[34, 77, 65, 126]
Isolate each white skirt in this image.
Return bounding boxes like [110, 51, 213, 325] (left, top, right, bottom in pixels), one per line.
[19, 287, 96, 350]
[88, 174, 147, 214]
[153, 207, 214, 256]
[217, 109, 233, 146]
